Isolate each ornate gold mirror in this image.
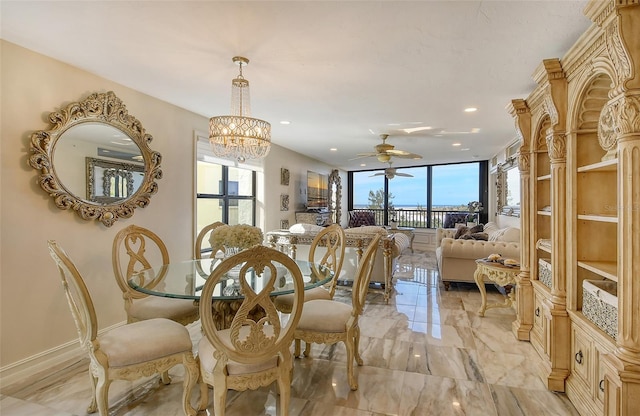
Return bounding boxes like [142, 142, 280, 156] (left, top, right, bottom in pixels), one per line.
[496, 155, 521, 217]
[29, 91, 162, 227]
[328, 169, 342, 225]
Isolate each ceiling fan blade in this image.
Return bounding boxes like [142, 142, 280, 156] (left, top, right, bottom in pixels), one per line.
[392, 152, 423, 159]
[386, 149, 410, 156]
[369, 172, 385, 177]
[348, 154, 375, 161]
[396, 173, 414, 177]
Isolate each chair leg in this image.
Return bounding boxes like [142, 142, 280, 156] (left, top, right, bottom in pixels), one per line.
[294, 338, 301, 357]
[87, 371, 98, 414]
[344, 337, 358, 391]
[182, 354, 199, 416]
[353, 326, 363, 366]
[277, 365, 292, 416]
[160, 370, 171, 385]
[197, 382, 209, 411]
[95, 374, 112, 416]
[212, 382, 227, 416]
[303, 341, 312, 357]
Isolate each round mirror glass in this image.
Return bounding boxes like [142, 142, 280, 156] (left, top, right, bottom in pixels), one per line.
[53, 122, 144, 204]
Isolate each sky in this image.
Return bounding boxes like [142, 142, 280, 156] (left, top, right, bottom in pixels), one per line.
[353, 162, 480, 207]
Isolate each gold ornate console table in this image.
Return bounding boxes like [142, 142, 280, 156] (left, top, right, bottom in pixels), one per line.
[474, 259, 519, 317]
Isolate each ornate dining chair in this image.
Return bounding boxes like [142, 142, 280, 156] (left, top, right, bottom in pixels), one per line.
[196, 245, 304, 416]
[112, 224, 199, 325]
[274, 224, 346, 314]
[195, 221, 226, 259]
[48, 241, 199, 416]
[293, 233, 380, 391]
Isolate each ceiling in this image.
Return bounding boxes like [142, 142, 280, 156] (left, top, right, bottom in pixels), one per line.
[1, 1, 591, 171]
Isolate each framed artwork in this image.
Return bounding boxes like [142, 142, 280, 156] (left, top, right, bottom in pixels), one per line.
[280, 219, 289, 229]
[280, 168, 290, 186]
[280, 194, 289, 211]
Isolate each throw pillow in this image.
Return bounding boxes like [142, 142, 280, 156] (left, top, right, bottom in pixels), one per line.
[470, 232, 489, 240]
[483, 222, 499, 235]
[469, 224, 484, 234]
[500, 227, 520, 242]
[454, 226, 469, 239]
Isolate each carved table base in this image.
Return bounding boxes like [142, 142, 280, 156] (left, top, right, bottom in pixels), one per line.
[474, 260, 519, 317]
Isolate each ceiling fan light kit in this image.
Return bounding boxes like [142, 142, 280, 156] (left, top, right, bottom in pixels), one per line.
[353, 134, 423, 171]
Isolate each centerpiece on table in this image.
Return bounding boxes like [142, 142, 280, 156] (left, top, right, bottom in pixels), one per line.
[466, 201, 483, 226]
[209, 224, 264, 288]
[208, 224, 264, 258]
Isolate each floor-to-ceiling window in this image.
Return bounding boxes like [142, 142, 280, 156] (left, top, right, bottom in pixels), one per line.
[348, 161, 487, 228]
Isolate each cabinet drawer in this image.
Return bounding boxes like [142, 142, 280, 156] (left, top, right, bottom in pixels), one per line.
[571, 323, 592, 387]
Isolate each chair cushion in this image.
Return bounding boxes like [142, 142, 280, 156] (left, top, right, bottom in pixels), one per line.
[345, 226, 387, 236]
[296, 299, 352, 332]
[99, 318, 192, 368]
[129, 296, 198, 321]
[275, 286, 332, 310]
[289, 223, 325, 234]
[197, 326, 279, 375]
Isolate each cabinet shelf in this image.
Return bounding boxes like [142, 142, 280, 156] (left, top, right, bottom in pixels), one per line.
[538, 244, 552, 254]
[577, 214, 618, 223]
[537, 174, 551, 181]
[577, 159, 618, 173]
[577, 261, 617, 282]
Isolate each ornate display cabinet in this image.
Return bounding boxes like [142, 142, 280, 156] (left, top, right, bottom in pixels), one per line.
[514, 1, 639, 414]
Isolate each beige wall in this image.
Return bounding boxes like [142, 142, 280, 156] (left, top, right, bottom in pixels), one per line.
[0, 41, 341, 382]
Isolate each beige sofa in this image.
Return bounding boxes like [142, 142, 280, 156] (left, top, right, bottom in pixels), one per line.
[265, 224, 410, 303]
[435, 222, 520, 290]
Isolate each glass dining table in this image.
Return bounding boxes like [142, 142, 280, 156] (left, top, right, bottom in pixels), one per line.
[129, 257, 333, 329]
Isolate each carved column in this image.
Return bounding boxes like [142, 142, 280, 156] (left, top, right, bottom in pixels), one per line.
[604, 92, 640, 415]
[533, 58, 570, 391]
[589, 1, 640, 413]
[545, 131, 571, 390]
[508, 99, 534, 341]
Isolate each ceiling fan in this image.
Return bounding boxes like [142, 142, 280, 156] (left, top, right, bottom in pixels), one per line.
[370, 162, 413, 180]
[352, 134, 422, 163]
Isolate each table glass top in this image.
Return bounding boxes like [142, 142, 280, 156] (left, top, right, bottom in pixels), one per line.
[129, 258, 333, 300]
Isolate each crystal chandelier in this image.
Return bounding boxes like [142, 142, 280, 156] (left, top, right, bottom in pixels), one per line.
[209, 56, 271, 162]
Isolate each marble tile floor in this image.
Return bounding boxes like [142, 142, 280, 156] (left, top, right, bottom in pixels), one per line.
[1, 250, 580, 416]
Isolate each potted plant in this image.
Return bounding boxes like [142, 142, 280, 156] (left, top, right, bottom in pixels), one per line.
[466, 201, 483, 226]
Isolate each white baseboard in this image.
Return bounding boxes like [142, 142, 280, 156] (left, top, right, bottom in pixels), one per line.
[0, 321, 125, 391]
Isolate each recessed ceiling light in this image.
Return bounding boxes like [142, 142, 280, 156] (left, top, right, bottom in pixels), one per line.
[452, 143, 461, 146]
[360, 163, 366, 167]
[470, 128, 480, 133]
[279, 120, 290, 125]
[329, 148, 337, 152]
[464, 107, 478, 113]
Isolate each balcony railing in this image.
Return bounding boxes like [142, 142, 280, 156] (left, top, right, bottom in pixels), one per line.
[350, 208, 475, 229]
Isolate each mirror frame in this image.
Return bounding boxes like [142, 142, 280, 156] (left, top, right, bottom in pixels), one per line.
[328, 169, 342, 225]
[28, 91, 162, 227]
[496, 155, 521, 217]
[86, 157, 145, 204]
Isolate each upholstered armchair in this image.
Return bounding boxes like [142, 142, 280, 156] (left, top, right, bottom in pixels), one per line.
[348, 210, 376, 228]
